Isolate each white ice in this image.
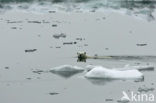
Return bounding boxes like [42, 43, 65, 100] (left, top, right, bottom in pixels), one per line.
[50, 65, 84, 72]
[85, 66, 143, 79]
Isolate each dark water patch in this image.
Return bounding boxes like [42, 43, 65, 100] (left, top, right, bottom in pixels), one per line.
[4, 67, 9, 69]
[0, 3, 3, 8]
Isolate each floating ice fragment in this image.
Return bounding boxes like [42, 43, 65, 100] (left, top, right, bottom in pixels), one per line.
[136, 44, 147, 46]
[50, 65, 84, 78]
[63, 42, 77, 45]
[49, 92, 59, 95]
[28, 21, 41, 24]
[52, 24, 57, 27]
[53, 33, 66, 39]
[138, 86, 155, 92]
[32, 70, 44, 74]
[105, 98, 113, 102]
[117, 99, 130, 103]
[25, 49, 37, 53]
[85, 66, 143, 80]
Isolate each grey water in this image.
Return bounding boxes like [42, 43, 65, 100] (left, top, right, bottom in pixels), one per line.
[0, 1, 156, 103]
[0, 12, 156, 103]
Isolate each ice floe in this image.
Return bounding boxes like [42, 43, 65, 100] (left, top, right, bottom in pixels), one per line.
[49, 64, 153, 79]
[85, 66, 143, 80]
[50, 65, 84, 78]
[86, 64, 154, 72]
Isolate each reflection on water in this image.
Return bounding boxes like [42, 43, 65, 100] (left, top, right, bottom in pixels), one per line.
[50, 70, 83, 78]
[86, 77, 144, 86]
[86, 78, 115, 86]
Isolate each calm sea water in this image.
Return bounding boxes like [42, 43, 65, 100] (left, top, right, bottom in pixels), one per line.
[0, 2, 156, 103]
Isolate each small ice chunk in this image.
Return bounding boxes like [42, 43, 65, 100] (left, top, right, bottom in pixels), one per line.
[25, 49, 37, 53]
[105, 98, 113, 101]
[138, 86, 155, 92]
[136, 44, 147, 46]
[85, 66, 143, 80]
[117, 99, 130, 103]
[53, 33, 66, 39]
[49, 92, 59, 95]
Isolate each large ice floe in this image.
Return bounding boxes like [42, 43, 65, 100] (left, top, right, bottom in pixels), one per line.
[50, 65, 84, 78]
[85, 66, 144, 80]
